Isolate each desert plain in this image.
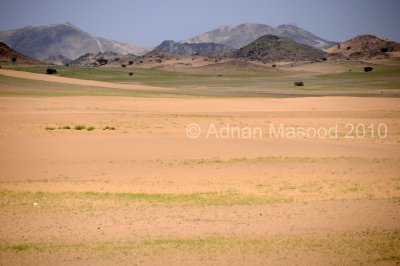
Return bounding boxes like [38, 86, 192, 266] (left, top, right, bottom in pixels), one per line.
[0, 59, 400, 265]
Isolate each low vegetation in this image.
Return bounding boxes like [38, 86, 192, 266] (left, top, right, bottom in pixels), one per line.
[46, 68, 57, 74]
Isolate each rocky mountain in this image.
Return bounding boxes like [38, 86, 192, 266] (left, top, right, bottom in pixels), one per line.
[183, 22, 336, 50]
[69, 51, 138, 67]
[0, 22, 149, 61]
[154, 40, 234, 56]
[234, 35, 327, 63]
[324, 34, 400, 59]
[0, 42, 43, 64]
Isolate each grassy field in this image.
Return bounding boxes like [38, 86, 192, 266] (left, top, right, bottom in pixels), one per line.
[2, 59, 400, 97]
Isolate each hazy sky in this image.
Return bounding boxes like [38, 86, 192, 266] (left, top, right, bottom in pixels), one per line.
[1, 0, 399, 47]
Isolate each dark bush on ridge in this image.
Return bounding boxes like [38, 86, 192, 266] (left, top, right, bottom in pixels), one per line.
[294, 81, 304, 86]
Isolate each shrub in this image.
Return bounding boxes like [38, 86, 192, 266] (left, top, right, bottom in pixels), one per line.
[74, 125, 86, 130]
[271, 64, 276, 67]
[129, 72, 134, 76]
[128, 61, 133, 65]
[364, 67, 373, 72]
[62, 125, 71, 129]
[45, 127, 55, 130]
[46, 68, 57, 74]
[11, 56, 17, 63]
[380, 47, 388, 53]
[87, 126, 95, 131]
[294, 81, 304, 86]
[97, 58, 108, 65]
[103, 126, 116, 130]
[121, 64, 126, 67]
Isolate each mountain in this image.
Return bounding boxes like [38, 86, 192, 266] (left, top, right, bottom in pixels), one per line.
[154, 40, 234, 56]
[0, 42, 43, 64]
[0, 22, 149, 60]
[324, 34, 400, 59]
[234, 35, 327, 63]
[183, 22, 336, 50]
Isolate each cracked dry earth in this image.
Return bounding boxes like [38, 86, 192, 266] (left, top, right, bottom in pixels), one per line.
[0, 96, 400, 265]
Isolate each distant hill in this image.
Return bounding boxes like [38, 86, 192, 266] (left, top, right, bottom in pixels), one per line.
[234, 35, 327, 63]
[154, 40, 234, 56]
[44, 55, 72, 65]
[183, 22, 336, 50]
[69, 51, 138, 67]
[325, 34, 400, 59]
[0, 22, 149, 60]
[0, 42, 43, 64]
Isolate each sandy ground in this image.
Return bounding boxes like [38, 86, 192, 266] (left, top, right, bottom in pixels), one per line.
[0, 74, 400, 264]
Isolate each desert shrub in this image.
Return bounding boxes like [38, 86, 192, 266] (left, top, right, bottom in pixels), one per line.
[380, 47, 388, 53]
[97, 58, 108, 65]
[121, 64, 126, 67]
[46, 68, 57, 74]
[346, 46, 351, 50]
[11, 56, 17, 63]
[129, 72, 134, 76]
[321, 57, 327, 61]
[103, 126, 116, 130]
[86, 126, 95, 131]
[62, 125, 71, 129]
[74, 125, 86, 130]
[271, 64, 276, 67]
[45, 127, 55, 130]
[364, 67, 373, 72]
[294, 81, 304, 86]
[128, 60, 133, 65]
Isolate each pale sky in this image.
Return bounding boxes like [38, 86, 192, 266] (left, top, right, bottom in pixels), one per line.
[0, 0, 399, 47]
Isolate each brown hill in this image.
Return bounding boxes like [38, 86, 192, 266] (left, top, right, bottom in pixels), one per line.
[324, 34, 400, 59]
[0, 42, 44, 65]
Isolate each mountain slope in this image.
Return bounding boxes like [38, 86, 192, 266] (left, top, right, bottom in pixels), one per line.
[324, 34, 400, 59]
[154, 40, 234, 56]
[0, 22, 149, 60]
[0, 42, 43, 64]
[234, 35, 327, 63]
[183, 22, 336, 50]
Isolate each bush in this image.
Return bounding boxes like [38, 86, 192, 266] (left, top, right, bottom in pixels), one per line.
[45, 127, 55, 130]
[129, 72, 134, 76]
[74, 125, 86, 130]
[364, 67, 373, 72]
[97, 58, 108, 65]
[294, 81, 304, 86]
[272, 64, 276, 67]
[86, 126, 95, 131]
[103, 126, 116, 130]
[128, 61, 133, 65]
[121, 64, 126, 67]
[46, 68, 57, 74]
[11, 56, 17, 63]
[62, 125, 71, 130]
[380, 48, 388, 53]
